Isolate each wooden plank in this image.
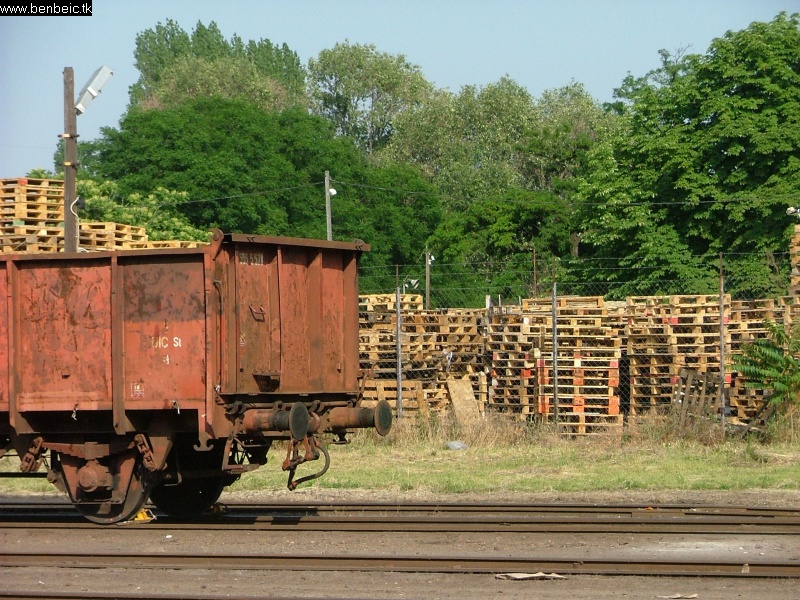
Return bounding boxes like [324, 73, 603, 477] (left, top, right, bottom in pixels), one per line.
[446, 378, 481, 425]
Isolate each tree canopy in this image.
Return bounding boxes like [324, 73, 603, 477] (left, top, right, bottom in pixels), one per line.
[130, 20, 306, 108]
[92, 95, 440, 268]
[64, 14, 800, 300]
[308, 41, 433, 155]
[574, 12, 800, 297]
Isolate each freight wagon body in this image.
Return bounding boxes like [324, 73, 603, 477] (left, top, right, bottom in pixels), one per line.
[0, 230, 391, 523]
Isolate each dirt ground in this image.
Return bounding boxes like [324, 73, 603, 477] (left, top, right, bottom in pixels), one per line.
[1, 488, 799, 600]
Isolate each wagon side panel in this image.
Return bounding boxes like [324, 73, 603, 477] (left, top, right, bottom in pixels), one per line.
[235, 244, 281, 394]
[320, 250, 360, 392]
[276, 244, 360, 394]
[0, 263, 8, 413]
[14, 258, 112, 412]
[120, 256, 207, 410]
[277, 245, 313, 392]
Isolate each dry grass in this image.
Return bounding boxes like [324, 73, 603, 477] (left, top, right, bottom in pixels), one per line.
[2, 410, 799, 498]
[230, 411, 800, 495]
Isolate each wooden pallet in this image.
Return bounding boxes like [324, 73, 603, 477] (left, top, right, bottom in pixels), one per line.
[0, 235, 60, 253]
[0, 178, 65, 203]
[145, 240, 205, 249]
[537, 412, 623, 437]
[359, 294, 424, 312]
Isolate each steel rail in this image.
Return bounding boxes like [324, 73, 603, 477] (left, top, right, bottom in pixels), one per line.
[1, 505, 799, 534]
[2, 499, 798, 516]
[1, 550, 796, 578]
[3, 513, 798, 534]
[0, 592, 364, 600]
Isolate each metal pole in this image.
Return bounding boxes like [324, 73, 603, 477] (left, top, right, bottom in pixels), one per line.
[552, 280, 559, 428]
[63, 67, 79, 253]
[719, 253, 727, 433]
[395, 286, 404, 418]
[325, 170, 332, 241]
[425, 247, 431, 310]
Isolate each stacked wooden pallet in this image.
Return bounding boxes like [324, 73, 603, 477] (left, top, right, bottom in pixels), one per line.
[359, 293, 424, 312]
[523, 296, 623, 436]
[437, 309, 488, 410]
[726, 298, 793, 422]
[626, 295, 730, 415]
[0, 178, 65, 253]
[358, 296, 452, 413]
[354, 292, 800, 431]
[0, 178, 208, 252]
[80, 222, 148, 250]
[486, 311, 537, 418]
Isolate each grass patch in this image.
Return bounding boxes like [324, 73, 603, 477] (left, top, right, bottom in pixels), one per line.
[229, 414, 800, 495]
[3, 412, 799, 497]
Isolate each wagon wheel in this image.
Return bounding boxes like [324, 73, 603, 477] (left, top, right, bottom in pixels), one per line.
[149, 475, 225, 518]
[148, 440, 227, 518]
[73, 460, 153, 525]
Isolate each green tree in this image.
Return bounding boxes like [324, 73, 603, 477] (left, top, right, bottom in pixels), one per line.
[526, 82, 621, 197]
[130, 19, 306, 108]
[97, 98, 358, 236]
[308, 41, 433, 155]
[576, 13, 800, 296]
[428, 189, 570, 302]
[383, 77, 537, 212]
[77, 178, 208, 241]
[141, 56, 294, 112]
[333, 161, 441, 271]
[92, 96, 441, 269]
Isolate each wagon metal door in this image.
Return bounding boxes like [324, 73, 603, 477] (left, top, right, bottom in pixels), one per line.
[235, 244, 281, 393]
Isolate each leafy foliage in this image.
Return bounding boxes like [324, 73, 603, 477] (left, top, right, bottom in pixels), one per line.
[308, 41, 433, 155]
[93, 96, 440, 269]
[74, 14, 800, 300]
[575, 13, 800, 296]
[383, 78, 537, 211]
[733, 320, 800, 409]
[141, 55, 296, 112]
[130, 19, 306, 108]
[96, 98, 347, 236]
[77, 179, 208, 241]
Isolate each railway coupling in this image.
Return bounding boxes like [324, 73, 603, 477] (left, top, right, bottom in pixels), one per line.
[236, 399, 393, 490]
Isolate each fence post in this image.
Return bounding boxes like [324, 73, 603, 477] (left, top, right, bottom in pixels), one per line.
[395, 286, 404, 419]
[719, 253, 727, 433]
[552, 280, 559, 428]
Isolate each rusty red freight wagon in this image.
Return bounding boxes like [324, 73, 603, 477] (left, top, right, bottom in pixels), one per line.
[0, 230, 391, 523]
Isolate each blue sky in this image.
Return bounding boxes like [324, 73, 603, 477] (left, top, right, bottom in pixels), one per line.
[0, 0, 795, 176]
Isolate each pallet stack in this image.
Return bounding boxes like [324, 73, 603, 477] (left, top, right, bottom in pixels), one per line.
[726, 298, 793, 422]
[80, 222, 148, 250]
[358, 295, 450, 413]
[0, 178, 207, 252]
[485, 310, 537, 418]
[626, 295, 730, 416]
[626, 296, 678, 414]
[523, 297, 623, 436]
[354, 292, 799, 431]
[438, 309, 489, 410]
[0, 178, 65, 253]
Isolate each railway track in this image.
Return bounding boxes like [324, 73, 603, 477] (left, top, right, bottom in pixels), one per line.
[2, 500, 797, 581]
[1, 500, 798, 535]
[1, 548, 798, 578]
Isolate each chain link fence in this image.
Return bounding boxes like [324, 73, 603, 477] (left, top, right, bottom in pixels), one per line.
[357, 251, 798, 436]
